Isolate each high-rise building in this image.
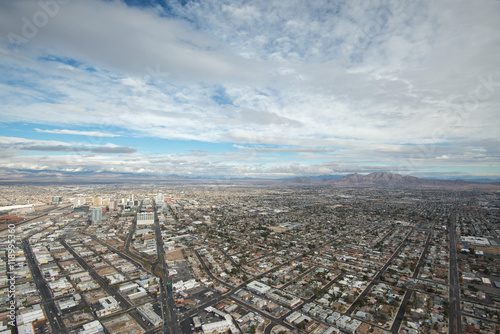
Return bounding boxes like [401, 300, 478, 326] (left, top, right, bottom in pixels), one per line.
[155, 193, 165, 203]
[90, 207, 103, 225]
[70, 197, 85, 206]
[108, 200, 117, 211]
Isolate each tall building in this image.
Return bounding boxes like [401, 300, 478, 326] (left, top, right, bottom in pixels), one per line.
[108, 200, 117, 211]
[90, 207, 103, 225]
[75, 197, 85, 206]
[155, 193, 165, 203]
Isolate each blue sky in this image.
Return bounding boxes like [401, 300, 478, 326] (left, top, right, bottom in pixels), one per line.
[0, 0, 499, 180]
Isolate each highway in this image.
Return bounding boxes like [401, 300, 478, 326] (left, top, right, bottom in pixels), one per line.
[448, 207, 463, 334]
[125, 200, 142, 252]
[22, 239, 68, 334]
[153, 200, 181, 334]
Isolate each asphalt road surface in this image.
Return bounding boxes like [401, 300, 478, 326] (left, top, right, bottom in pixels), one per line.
[448, 207, 463, 334]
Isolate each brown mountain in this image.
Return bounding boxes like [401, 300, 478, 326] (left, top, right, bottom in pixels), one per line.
[336, 172, 419, 186]
[334, 172, 480, 188]
[288, 172, 498, 189]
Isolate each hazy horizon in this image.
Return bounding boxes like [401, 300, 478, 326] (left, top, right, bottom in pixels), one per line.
[1, 0, 499, 181]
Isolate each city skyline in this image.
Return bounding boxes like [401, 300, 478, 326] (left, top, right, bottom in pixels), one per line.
[1, 0, 500, 181]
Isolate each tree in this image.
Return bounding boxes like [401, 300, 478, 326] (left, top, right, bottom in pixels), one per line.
[313, 286, 323, 298]
[250, 325, 256, 334]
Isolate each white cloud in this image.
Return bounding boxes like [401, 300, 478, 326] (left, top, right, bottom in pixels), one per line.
[0, 136, 135, 154]
[34, 128, 120, 137]
[0, 0, 499, 177]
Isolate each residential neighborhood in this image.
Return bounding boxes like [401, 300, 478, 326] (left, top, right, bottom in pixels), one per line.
[1, 183, 499, 334]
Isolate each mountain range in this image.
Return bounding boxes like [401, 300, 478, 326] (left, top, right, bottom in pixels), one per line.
[1, 168, 499, 189]
[286, 172, 500, 189]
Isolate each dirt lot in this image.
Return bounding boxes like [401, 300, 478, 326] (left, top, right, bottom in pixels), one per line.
[97, 266, 119, 277]
[105, 237, 124, 249]
[165, 249, 185, 261]
[476, 246, 500, 255]
[84, 289, 108, 304]
[102, 314, 145, 334]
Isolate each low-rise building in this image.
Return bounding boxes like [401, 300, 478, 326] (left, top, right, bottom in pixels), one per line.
[137, 303, 162, 326]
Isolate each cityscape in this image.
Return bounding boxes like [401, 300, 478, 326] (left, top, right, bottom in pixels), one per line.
[1, 178, 500, 334]
[1, 1, 500, 334]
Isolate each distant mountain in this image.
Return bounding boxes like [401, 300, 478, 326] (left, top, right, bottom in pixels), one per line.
[455, 178, 500, 183]
[286, 176, 318, 184]
[337, 172, 500, 189]
[1, 167, 499, 189]
[286, 172, 499, 189]
[307, 175, 346, 180]
[335, 172, 424, 186]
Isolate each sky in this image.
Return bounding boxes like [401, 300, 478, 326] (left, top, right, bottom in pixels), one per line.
[0, 0, 499, 181]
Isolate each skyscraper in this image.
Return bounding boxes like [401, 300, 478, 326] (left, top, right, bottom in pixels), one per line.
[155, 193, 164, 203]
[90, 207, 102, 225]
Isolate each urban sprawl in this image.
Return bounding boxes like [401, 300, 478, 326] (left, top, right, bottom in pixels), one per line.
[1, 184, 499, 334]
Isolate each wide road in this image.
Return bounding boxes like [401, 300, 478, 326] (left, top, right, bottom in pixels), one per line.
[125, 200, 142, 252]
[22, 239, 68, 334]
[449, 207, 463, 334]
[153, 200, 180, 334]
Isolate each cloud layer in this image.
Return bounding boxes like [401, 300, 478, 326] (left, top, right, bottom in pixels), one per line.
[0, 0, 499, 179]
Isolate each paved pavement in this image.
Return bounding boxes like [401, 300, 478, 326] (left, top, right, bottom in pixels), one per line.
[153, 200, 181, 334]
[448, 207, 463, 334]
